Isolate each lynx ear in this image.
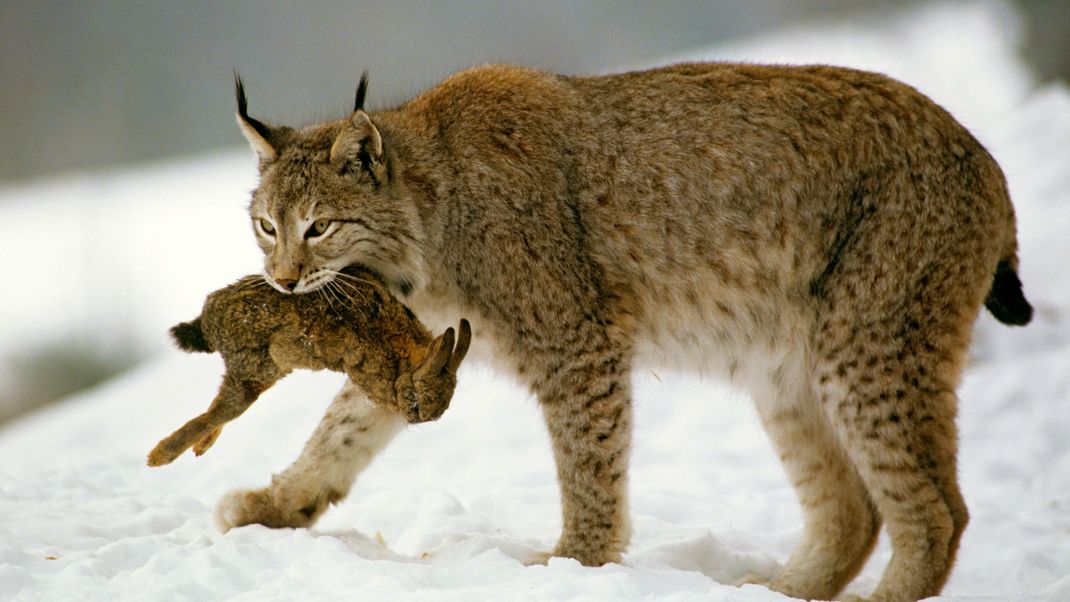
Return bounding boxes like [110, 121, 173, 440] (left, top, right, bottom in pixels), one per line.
[234, 73, 280, 164]
[330, 110, 386, 182]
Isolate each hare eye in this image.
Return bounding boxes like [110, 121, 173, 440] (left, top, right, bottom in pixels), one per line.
[306, 219, 332, 239]
[258, 219, 276, 236]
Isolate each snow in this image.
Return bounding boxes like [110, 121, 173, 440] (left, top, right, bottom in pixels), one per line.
[2, 2, 1068, 600]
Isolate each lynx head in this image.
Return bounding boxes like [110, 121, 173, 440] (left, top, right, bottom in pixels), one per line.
[235, 72, 426, 296]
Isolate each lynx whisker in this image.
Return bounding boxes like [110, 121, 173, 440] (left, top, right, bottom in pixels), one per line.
[328, 270, 376, 301]
[325, 279, 356, 314]
[234, 276, 268, 291]
[316, 285, 337, 315]
[331, 269, 380, 287]
[328, 280, 370, 310]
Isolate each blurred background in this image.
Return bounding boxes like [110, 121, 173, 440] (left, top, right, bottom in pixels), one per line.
[1, 0, 1067, 425]
[4, 0, 1068, 185]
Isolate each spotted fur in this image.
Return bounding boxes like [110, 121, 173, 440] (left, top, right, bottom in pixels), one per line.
[231, 63, 1030, 602]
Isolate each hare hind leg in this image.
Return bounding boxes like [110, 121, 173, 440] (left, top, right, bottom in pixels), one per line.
[148, 378, 269, 466]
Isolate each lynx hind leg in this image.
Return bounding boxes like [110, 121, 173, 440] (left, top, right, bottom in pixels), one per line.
[751, 363, 880, 601]
[216, 381, 405, 531]
[814, 289, 981, 600]
[817, 341, 969, 602]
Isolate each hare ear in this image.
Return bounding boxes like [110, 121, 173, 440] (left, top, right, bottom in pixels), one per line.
[418, 319, 472, 375]
[234, 73, 284, 165]
[446, 319, 472, 374]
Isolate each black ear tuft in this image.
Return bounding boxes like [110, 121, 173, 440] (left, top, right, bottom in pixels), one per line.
[354, 71, 370, 113]
[171, 318, 213, 353]
[233, 70, 274, 142]
[235, 70, 250, 119]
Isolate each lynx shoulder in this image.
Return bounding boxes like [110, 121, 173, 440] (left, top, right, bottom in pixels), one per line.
[222, 62, 1030, 602]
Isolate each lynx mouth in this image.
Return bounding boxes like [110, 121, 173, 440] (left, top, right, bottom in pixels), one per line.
[295, 271, 334, 295]
[261, 272, 329, 295]
[260, 274, 295, 295]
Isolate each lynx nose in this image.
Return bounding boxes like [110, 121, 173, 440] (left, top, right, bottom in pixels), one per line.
[275, 278, 298, 292]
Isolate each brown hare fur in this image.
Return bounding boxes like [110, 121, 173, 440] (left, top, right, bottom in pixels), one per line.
[147, 266, 470, 468]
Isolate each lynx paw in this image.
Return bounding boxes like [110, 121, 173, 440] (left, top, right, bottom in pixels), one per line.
[551, 540, 623, 567]
[523, 551, 553, 566]
[735, 573, 771, 587]
[215, 486, 331, 532]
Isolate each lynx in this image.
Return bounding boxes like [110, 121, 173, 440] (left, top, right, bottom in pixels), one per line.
[225, 63, 1031, 602]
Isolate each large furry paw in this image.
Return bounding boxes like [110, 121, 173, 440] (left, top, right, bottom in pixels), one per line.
[551, 539, 623, 567]
[215, 485, 334, 532]
[735, 573, 771, 587]
[523, 550, 553, 566]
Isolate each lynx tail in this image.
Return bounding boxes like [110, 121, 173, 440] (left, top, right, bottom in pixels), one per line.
[984, 260, 1033, 326]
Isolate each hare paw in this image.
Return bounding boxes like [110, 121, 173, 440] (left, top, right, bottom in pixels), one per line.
[193, 427, 223, 456]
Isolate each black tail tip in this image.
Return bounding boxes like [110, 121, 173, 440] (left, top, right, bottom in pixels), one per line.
[985, 261, 1033, 326]
[171, 318, 212, 352]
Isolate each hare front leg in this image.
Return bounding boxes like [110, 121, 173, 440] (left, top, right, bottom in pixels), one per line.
[215, 379, 405, 531]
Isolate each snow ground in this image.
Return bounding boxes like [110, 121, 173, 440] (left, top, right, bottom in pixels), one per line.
[1, 1, 1068, 600]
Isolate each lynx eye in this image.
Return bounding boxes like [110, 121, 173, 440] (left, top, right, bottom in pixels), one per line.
[305, 218, 333, 239]
[258, 219, 276, 236]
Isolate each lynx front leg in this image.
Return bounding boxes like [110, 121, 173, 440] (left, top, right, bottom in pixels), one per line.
[537, 346, 633, 566]
[216, 380, 405, 531]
